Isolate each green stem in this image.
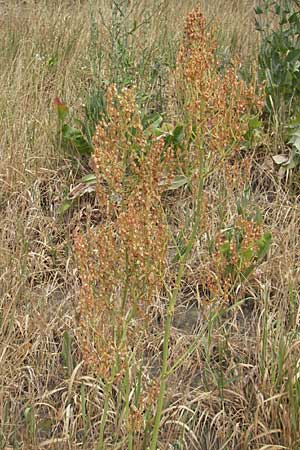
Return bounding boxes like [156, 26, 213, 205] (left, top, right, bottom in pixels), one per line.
[150, 141, 205, 450]
[124, 363, 133, 450]
[98, 363, 118, 450]
[97, 387, 110, 450]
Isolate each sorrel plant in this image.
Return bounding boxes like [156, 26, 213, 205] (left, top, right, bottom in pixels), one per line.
[75, 8, 269, 449]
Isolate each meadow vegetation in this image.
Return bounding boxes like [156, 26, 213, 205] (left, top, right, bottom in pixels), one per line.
[1, 0, 300, 449]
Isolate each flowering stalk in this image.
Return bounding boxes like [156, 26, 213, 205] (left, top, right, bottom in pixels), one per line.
[76, 84, 174, 448]
[150, 134, 205, 450]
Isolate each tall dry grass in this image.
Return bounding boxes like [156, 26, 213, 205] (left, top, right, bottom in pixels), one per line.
[1, 1, 300, 449]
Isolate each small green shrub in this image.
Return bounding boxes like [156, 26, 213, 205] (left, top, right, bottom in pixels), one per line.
[255, 0, 300, 119]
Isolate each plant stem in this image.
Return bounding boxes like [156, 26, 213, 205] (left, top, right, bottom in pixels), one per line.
[124, 363, 133, 450]
[150, 140, 205, 450]
[98, 386, 110, 450]
[98, 363, 118, 450]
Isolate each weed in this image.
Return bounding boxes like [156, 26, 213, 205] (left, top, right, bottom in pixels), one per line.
[75, 84, 174, 448]
[172, 7, 264, 176]
[255, 0, 300, 120]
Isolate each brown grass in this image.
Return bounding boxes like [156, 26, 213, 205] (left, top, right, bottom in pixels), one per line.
[1, 1, 300, 449]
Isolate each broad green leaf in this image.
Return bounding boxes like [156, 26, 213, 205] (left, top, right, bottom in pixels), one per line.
[53, 97, 69, 123]
[152, 127, 165, 137]
[292, 136, 300, 152]
[151, 115, 163, 130]
[62, 124, 94, 155]
[288, 12, 300, 25]
[172, 125, 184, 143]
[287, 48, 300, 63]
[254, 6, 264, 14]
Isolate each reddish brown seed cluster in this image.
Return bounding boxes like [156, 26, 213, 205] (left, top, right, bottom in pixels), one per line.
[173, 7, 264, 170]
[75, 85, 174, 380]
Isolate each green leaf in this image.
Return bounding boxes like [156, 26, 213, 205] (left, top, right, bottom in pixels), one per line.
[172, 125, 184, 143]
[62, 124, 94, 155]
[220, 241, 231, 258]
[255, 18, 263, 32]
[254, 6, 264, 14]
[286, 49, 300, 63]
[256, 231, 272, 260]
[152, 127, 165, 137]
[248, 117, 263, 130]
[288, 11, 300, 25]
[288, 128, 300, 151]
[275, 4, 281, 15]
[24, 406, 35, 437]
[241, 246, 254, 262]
[292, 135, 300, 151]
[166, 174, 189, 191]
[254, 208, 263, 225]
[53, 97, 69, 123]
[58, 198, 73, 215]
[62, 330, 73, 375]
[81, 173, 97, 184]
[48, 55, 58, 67]
[241, 231, 271, 280]
[151, 115, 163, 130]
[142, 112, 163, 130]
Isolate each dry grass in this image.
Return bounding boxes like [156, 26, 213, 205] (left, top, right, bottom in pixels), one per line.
[1, 1, 300, 449]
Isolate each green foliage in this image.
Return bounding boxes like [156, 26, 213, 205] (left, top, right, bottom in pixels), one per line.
[61, 123, 94, 156]
[24, 406, 36, 442]
[55, 0, 177, 214]
[62, 330, 74, 376]
[53, 98, 94, 156]
[273, 114, 300, 169]
[242, 116, 263, 149]
[286, 115, 300, 167]
[84, 0, 174, 138]
[58, 111, 188, 214]
[255, 0, 300, 119]
[82, 87, 106, 142]
[219, 225, 271, 282]
[213, 191, 272, 292]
